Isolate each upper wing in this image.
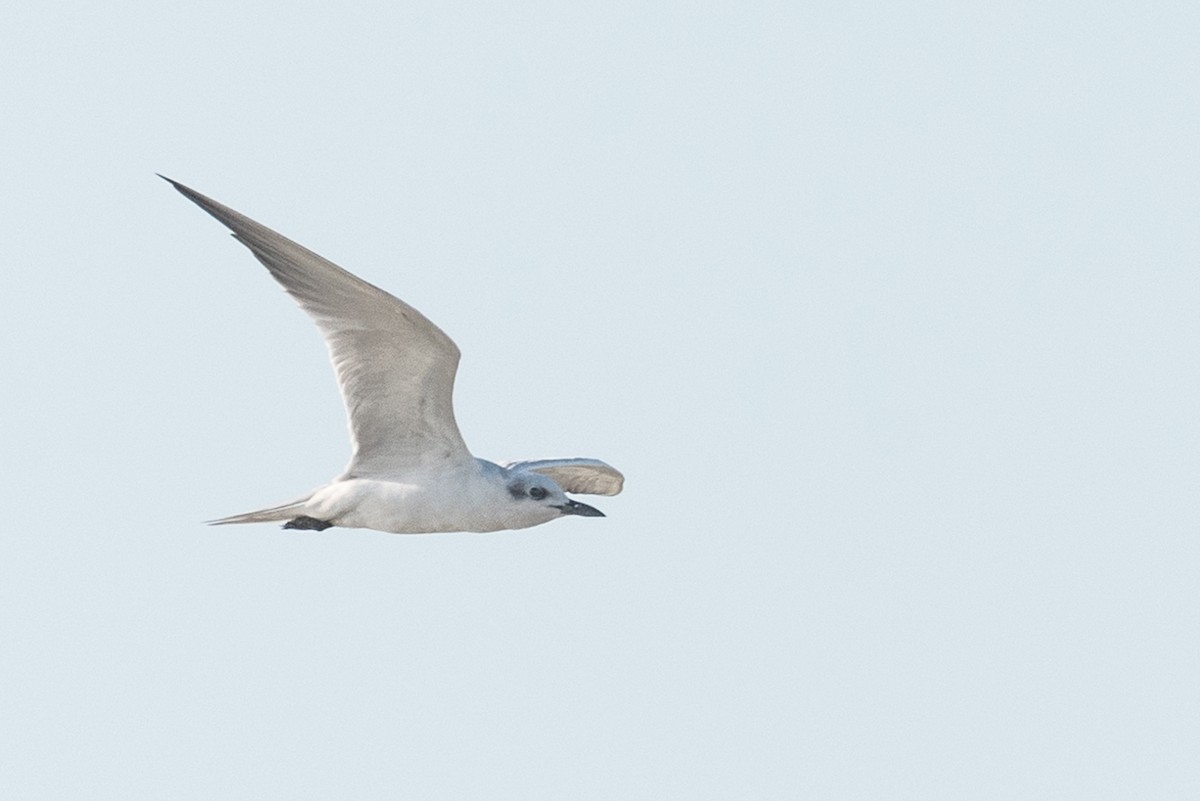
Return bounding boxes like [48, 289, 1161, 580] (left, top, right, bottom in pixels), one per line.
[163, 176, 473, 477]
[503, 458, 625, 496]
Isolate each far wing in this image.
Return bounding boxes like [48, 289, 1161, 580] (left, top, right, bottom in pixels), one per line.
[163, 176, 473, 477]
[503, 458, 624, 496]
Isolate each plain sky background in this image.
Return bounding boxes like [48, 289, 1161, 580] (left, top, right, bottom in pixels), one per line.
[2, 1, 1198, 798]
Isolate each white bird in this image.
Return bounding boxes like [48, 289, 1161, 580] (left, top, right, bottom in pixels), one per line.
[163, 176, 623, 534]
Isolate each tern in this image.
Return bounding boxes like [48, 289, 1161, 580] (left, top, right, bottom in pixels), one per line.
[162, 176, 623, 534]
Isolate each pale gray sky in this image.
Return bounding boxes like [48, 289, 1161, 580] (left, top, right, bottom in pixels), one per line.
[2, 1, 1198, 798]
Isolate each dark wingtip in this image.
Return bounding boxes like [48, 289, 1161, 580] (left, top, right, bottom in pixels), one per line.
[156, 175, 232, 224]
[157, 174, 199, 199]
[157, 174, 208, 205]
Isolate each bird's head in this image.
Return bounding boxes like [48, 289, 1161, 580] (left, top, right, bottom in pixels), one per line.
[505, 472, 605, 519]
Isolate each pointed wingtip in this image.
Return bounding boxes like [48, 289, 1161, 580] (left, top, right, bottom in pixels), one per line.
[157, 174, 198, 200]
[157, 174, 197, 198]
[156, 175, 233, 223]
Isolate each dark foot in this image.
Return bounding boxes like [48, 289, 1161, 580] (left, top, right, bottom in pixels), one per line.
[283, 516, 333, 531]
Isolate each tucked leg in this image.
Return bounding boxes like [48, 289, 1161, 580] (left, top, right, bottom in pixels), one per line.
[283, 516, 333, 531]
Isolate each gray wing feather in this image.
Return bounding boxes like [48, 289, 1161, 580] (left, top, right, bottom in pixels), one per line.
[503, 458, 624, 496]
[163, 176, 472, 476]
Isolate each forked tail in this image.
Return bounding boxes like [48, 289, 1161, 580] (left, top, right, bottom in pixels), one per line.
[206, 494, 314, 526]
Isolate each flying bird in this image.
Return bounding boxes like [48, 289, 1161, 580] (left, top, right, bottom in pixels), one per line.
[162, 176, 623, 534]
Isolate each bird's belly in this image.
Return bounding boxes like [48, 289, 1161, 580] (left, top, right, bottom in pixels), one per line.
[305, 478, 508, 534]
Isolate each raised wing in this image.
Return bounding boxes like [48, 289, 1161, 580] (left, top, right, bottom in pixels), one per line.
[163, 176, 473, 477]
[503, 458, 624, 496]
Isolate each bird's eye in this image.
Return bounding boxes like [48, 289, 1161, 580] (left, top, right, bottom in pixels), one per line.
[529, 486, 547, 500]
